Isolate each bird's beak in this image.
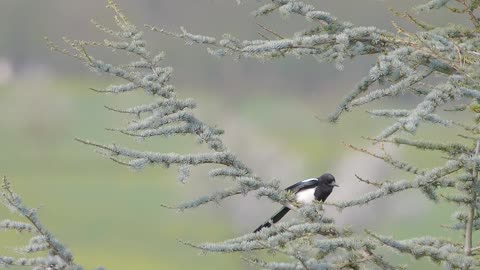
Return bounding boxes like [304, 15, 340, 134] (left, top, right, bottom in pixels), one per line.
[330, 182, 339, 187]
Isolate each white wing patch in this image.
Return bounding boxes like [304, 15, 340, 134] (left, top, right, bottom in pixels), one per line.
[296, 188, 315, 204]
[301, 178, 317, 183]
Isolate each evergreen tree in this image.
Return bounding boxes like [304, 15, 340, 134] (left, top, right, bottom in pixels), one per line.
[2, 0, 480, 269]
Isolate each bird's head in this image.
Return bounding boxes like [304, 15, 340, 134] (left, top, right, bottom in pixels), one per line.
[318, 173, 338, 188]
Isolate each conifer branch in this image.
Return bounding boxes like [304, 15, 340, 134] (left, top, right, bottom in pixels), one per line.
[331, 160, 462, 209]
[366, 137, 472, 156]
[344, 142, 425, 175]
[367, 231, 479, 269]
[0, 177, 80, 269]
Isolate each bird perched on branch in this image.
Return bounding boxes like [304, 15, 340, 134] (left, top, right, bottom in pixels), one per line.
[254, 173, 338, 233]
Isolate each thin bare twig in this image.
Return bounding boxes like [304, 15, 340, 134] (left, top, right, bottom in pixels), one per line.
[355, 174, 382, 187]
[255, 22, 285, 39]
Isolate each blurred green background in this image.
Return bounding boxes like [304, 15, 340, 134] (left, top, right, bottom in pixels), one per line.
[0, 1, 472, 269]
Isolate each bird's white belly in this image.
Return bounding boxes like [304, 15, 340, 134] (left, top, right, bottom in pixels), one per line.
[296, 188, 315, 204]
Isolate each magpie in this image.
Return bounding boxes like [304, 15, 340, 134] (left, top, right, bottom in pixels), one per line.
[254, 173, 338, 233]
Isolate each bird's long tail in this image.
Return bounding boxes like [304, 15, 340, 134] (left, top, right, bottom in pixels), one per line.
[253, 206, 290, 233]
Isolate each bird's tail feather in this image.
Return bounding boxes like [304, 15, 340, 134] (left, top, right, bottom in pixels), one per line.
[253, 206, 290, 233]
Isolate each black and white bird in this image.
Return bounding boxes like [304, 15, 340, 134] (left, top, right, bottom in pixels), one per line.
[254, 173, 338, 233]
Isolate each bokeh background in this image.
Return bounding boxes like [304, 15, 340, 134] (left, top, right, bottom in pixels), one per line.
[0, 1, 470, 269]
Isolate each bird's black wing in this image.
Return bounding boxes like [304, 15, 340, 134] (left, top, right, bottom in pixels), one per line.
[285, 178, 318, 194]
